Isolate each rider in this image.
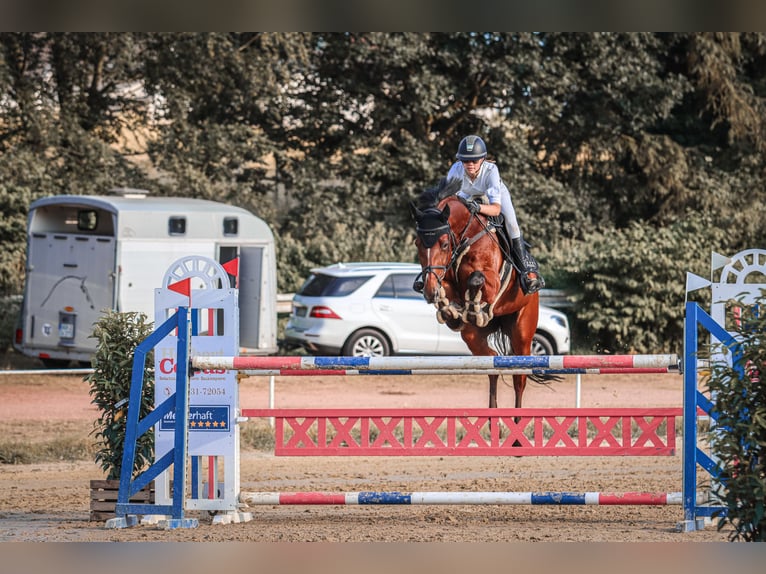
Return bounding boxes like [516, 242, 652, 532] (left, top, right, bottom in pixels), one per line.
[446, 134, 544, 294]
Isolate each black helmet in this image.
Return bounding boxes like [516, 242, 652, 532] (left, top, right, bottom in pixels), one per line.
[455, 135, 487, 161]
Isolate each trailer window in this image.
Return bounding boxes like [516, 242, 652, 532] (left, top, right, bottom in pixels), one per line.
[223, 217, 238, 236]
[168, 216, 186, 236]
[77, 210, 98, 231]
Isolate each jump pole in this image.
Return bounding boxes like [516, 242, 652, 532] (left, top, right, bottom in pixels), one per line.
[193, 354, 679, 371]
[237, 366, 678, 377]
[242, 491, 694, 506]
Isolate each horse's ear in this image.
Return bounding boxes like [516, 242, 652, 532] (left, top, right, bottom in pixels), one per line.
[442, 204, 450, 221]
[409, 201, 421, 220]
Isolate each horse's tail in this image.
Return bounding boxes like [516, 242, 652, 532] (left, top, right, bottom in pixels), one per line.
[487, 318, 562, 386]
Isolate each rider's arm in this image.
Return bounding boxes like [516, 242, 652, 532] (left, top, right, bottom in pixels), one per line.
[476, 202, 501, 217]
[478, 165, 502, 216]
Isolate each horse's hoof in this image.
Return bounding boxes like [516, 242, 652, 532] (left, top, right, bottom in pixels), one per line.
[461, 309, 473, 324]
[438, 304, 461, 324]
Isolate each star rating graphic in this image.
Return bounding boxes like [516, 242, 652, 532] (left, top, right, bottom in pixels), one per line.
[189, 419, 227, 429]
[160, 406, 231, 432]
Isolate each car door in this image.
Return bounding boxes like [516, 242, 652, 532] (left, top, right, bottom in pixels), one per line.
[371, 272, 441, 353]
[436, 321, 471, 354]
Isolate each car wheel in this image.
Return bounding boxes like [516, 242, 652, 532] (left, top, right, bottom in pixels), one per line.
[342, 329, 391, 357]
[531, 332, 555, 356]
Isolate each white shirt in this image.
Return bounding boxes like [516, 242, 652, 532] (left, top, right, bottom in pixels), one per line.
[446, 160, 503, 206]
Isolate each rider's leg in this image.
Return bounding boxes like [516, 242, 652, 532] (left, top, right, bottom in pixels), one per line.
[511, 236, 544, 294]
[499, 186, 544, 295]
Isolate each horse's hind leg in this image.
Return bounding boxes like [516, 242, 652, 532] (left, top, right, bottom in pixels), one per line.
[461, 326, 498, 409]
[512, 373, 527, 409]
[488, 374, 498, 409]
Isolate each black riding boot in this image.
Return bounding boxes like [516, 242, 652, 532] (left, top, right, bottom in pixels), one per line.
[511, 237, 545, 295]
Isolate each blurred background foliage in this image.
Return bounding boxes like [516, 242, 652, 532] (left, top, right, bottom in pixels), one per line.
[2, 32, 765, 355]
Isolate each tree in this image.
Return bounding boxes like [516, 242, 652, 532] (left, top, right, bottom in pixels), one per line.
[2, 33, 766, 352]
[0, 33, 150, 295]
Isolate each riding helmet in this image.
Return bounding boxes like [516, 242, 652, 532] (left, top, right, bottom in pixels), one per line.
[455, 135, 487, 161]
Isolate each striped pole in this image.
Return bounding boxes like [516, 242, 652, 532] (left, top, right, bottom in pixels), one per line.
[193, 354, 679, 372]
[236, 367, 678, 377]
[241, 491, 689, 506]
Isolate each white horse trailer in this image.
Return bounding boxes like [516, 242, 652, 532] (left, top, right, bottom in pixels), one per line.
[14, 190, 278, 367]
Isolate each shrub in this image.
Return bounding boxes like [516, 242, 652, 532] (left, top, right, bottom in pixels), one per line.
[706, 294, 766, 542]
[542, 214, 724, 354]
[85, 311, 155, 480]
[0, 295, 21, 352]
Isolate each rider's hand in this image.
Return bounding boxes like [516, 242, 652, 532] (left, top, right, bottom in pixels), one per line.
[466, 200, 481, 215]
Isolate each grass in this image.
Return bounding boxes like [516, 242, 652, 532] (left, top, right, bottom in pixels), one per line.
[0, 437, 97, 464]
[240, 422, 276, 451]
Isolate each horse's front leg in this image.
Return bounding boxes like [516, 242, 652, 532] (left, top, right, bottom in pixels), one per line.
[461, 271, 491, 327]
[435, 285, 465, 329]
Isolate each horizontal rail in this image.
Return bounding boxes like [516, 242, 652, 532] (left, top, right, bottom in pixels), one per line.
[237, 366, 679, 377]
[195, 354, 680, 372]
[242, 407, 681, 457]
[241, 491, 687, 506]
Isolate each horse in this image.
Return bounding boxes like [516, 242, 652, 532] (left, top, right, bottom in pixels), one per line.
[411, 177, 546, 409]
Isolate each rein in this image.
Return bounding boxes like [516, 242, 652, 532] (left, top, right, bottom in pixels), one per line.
[451, 216, 495, 274]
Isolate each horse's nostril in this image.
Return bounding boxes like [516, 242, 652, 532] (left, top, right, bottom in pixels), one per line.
[413, 280, 424, 293]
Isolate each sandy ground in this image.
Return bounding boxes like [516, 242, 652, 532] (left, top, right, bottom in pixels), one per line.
[0, 365, 736, 542]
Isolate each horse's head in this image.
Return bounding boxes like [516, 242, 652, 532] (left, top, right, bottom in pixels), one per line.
[411, 177, 499, 306]
[411, 202, 453, 302]
[410, 178, 460, 299]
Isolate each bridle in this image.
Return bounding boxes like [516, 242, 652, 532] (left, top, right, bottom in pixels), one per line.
[414, 218, 457, 294]
[414, 204, 495, 295]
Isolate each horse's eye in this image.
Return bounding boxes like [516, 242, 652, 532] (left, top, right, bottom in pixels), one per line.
[440, 238, 450, 250]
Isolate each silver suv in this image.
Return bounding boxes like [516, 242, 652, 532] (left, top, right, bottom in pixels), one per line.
[284, 262, 570, 357]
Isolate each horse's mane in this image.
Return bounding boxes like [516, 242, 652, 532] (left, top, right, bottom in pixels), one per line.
[416, 177, 462, 210]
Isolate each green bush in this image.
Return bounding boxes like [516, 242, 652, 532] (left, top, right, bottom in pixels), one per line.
[542, 214, 724, 354]
[706, 294, 766, 542]
[0, 295, 21, 352]
[85, 311, 155, 480]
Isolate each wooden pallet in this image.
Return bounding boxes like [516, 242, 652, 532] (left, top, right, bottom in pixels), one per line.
[89, 479, 155, 521]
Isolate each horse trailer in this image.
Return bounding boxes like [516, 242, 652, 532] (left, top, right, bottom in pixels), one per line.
[13, 189, 278, 367]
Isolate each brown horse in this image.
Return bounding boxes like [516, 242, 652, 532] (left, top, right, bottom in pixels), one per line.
[411, 178, 544, 409]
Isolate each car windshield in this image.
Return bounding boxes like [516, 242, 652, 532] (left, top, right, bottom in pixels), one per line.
[298, 273, 373, 297]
